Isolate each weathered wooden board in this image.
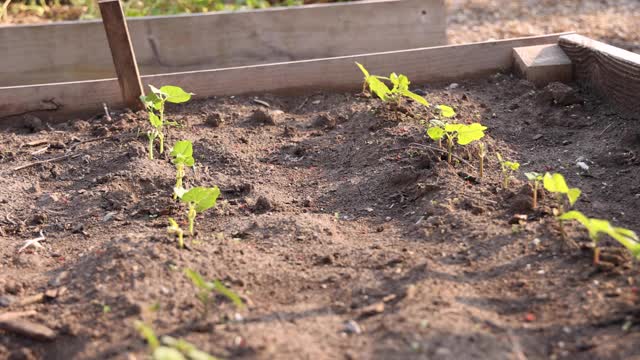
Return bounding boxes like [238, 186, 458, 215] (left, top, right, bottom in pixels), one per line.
[0, 33, 571, 122]
[513, 44, 572, 86]
[0, 0, 446, 87]
[559, 34, 640, 114]
[99, 0, 144, 110]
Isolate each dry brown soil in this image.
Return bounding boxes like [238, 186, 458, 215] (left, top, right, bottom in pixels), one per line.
[0, 75, 639, 359]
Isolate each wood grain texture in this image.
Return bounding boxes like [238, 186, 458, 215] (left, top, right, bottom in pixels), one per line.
[0, 0, 446, 86]
[559, 34, 640, 113]
[99, 0, 144, 111]
[513, 44, 572, 86]
[0, 33, 571, 122]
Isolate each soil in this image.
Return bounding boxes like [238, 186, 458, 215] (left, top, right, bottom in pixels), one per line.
[0, 74, 639, 359]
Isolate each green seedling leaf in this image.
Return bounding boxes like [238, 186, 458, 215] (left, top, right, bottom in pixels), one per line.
[403, 90, 430, 107]
[496, 153, 520, 189]
[355, 62, 370, 78]
[184, 268, 211, 292]
[543, 173, 569, 193]
[181, 187, 221, 213]
[543, 172, 581, 207]
[427, 126, 445, 141]
[437, 105, 456, 118]
[160, 85, 193, 104]
[170, 140, 195, 167]
[153, 347, 186, 360]
[213, 280, 244, 310]
[504, 161, 520, 171]
[135, 321, 160, 350]
[149, 112, 162, 128]
[525, 172, 543, 181]
[456, 123, 487, 145]
[567, 188, 582, 206]
[161, 337, 219, 360]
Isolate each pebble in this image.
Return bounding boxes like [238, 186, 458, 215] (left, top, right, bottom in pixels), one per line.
[343, 320, 362, 335]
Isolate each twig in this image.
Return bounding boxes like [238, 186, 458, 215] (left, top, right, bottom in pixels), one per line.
[18, 230, 46, 253]
[599, 123, 612, 136]
[68, 135, 113, 151]
[11, 153, 81, 172]
[0, 310, 37, 323]
[405, 143, 474, 167]
[294, 96, 310, 113]
[103, 103, 112, 122]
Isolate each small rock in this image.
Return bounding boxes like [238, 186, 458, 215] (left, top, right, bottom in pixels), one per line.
[206, 112, 225, 127]
[312, 113, 336, 129]
[5, 280, 23, 295]
[253, 196, 273, 214]
[447, 83, 459, 89]
[302, 197, 313, 208]
[533, 134, 543, 140]
[359, 302, 385, 317]
[49, 271, 69, 287]
[23, 115, 43, 132]
[509, 214, 528, 224]
[343, 320, 362, 335]
[0, 295, 16, 307]
[540, 82, 582, 106]
[126, 143, 146, 158]
[250, 109, 284, 126]
[577, 161, 589, 171]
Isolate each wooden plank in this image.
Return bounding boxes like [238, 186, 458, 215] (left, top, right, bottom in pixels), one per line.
[99, 0, 144, 111]
[0, 33, 571, 122]
[559, 34, 640, 113]
[0, 0, 446, 87]
[513, 44, 572, 86]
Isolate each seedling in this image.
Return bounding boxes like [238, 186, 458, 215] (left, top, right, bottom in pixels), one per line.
[496, 153, 520, 188]
[167, 218, 185, 249]
[170, 140, 195, 199]
[184, 268, 244, 315]
[543, 173, 581, 208]
[140, 85, 193, 159]
[543, 172, 581, 240]
[524, 172, 543, 209]
[478, 142, 487, 178]
[355, 63, 429, 119]
[135, 321, 218, 360]
[560, 210, 640, 264]
[427, 123, 487, 164]
[174, 186, 220, 236]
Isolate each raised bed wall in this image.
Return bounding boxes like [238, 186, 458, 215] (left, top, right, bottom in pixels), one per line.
[0, 0, 446, 87]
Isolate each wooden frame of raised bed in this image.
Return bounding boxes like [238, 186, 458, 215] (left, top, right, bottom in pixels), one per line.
[1, 16, 639, 123]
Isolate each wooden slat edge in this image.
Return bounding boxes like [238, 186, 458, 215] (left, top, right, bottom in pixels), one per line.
[558, 34, 640, 113]
[0, 33, 572, 123]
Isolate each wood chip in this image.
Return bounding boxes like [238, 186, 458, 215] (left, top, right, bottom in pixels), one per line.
[359, 302, 385, 317]
[0, 318, 56, 341]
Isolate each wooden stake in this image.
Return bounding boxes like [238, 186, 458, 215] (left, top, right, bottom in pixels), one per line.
[98, 0, 144, 111]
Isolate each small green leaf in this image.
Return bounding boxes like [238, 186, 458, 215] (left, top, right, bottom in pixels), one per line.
[525, 172, 542, 181]
[367, 76, 391, 101]
[153, 346, 187, 360]
[149, 112, 162, 128]
[543, 173, 569, 194]
[160, 85, 193, 104]
[395, 74, 410, 92]
[427, 126, 445, 141]
[213, 280, 244, 310]
[444, 123, 464, 132]
[437, 105, 456, 118]
[135, 321, 160, 350]
[355, 62, 370, 78]
[567, 188, 581, 206]
[184, 268, 212, 292]
[504, 161, 520, 171]
[181, 186, 221, 213]
[403, 90, 430, 106]
[170, 140, 194, 166]
[456, 123, 487, 145]
[559, 210, 590, 227]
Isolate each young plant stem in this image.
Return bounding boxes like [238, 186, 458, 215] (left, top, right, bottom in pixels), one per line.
[446, 136, 453, 164]
[479, 155, 484, 178]
[174, 164, 185, 200]
[178, 229, 184, 249]
[532, 181, 538, 209]
[148, 137, 154, 160]
[188, 204, 196, 236]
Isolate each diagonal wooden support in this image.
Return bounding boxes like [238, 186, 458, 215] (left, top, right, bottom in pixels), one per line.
[98, 0, 144, 111]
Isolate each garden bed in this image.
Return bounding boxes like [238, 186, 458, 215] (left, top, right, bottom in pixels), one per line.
[0, 73, 639, 359]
